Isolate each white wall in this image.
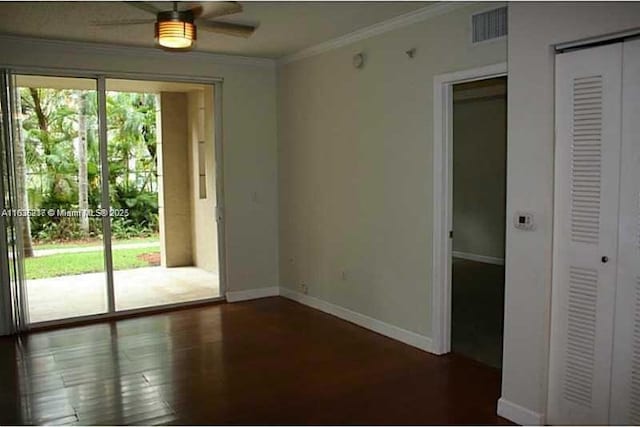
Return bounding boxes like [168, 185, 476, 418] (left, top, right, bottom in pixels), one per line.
[278, 3, 506, 338]
[453, 87, 506, 260]
[0, 35, 279, 295]
[501, 2, 640, 423]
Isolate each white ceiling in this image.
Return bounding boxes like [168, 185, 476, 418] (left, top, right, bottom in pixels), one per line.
[0, 1, 431, 59]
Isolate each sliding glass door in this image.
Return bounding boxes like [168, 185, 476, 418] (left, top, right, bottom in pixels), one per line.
[13, 75, 110, 324]
[0, 70, 29, 333]
[0, 70, 223, 331]
[105, 79, 221, 312]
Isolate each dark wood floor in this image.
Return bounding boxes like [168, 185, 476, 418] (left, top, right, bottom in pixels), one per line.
[0, 297, 511, 425]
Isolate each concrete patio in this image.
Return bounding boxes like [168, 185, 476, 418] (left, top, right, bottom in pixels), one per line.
[27, 266, 220, 323]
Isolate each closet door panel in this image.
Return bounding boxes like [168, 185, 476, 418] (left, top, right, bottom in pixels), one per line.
[610, 37, 640, 425]
[549, 43, 623, 425]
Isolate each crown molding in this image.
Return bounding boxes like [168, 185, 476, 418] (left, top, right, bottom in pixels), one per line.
[0, 34, 276, 69]
[279, 1, 479, 66]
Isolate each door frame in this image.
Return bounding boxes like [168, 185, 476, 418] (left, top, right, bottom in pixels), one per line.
[2, 67, 228, 330]
[0, 70, 30, 333]
[431, 62, 507, 355]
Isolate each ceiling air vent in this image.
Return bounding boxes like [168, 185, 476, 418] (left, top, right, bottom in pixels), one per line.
[472, 7, 507, 44]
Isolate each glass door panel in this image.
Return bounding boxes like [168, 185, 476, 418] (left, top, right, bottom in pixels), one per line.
[106, 78, 220, 311]
[15, 75, 109, 323]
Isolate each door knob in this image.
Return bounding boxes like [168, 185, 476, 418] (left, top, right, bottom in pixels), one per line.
[601, 256, 609, 263]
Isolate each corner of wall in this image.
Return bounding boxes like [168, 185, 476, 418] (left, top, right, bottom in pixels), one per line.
[225, 287, 280, 302]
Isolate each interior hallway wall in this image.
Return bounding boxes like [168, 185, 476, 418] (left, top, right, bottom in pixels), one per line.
[278, 3, 507, 338]
[452, 81, 506, 260]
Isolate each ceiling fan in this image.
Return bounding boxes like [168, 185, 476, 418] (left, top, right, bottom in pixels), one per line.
[91, 1, 256, 50]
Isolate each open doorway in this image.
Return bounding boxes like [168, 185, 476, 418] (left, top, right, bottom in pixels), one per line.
[450, 77, 507, 369]
[12, 74, 223, 324]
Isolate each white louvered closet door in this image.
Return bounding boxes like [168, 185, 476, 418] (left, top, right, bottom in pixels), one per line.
[610, 37, 640, 425]
[549, 42, 623, 425]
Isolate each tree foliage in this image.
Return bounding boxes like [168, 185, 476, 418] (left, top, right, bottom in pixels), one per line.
[19, 87, 159, 242]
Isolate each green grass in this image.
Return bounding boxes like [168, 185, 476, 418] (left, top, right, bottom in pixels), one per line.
[32, 235, 159, 250]
[25, 247, 159, 280]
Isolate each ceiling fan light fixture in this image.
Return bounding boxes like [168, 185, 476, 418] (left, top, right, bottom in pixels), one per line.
[155, 10, 197, 49]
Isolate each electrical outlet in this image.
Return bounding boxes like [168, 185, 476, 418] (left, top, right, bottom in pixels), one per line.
[300, 283, 308, 294]
[341, 271, 348, 281]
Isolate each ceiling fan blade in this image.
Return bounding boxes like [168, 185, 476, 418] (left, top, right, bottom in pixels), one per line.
[197, 20, 255, 38]
[198, 2, 243, 20]
[91, 18, 156, 27]
[125, 1, 161, 15]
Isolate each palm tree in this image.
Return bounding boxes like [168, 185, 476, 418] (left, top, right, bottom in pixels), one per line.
[21, 88, 78, 199]
[14, 91, 33, 257]
[75, 91, 89, 233]
[106, 92, 157, 192]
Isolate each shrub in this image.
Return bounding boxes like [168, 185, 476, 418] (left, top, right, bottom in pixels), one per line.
[109, 184, 159, 233]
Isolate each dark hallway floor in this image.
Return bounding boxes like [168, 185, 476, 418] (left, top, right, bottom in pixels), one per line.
[0, 297, 510, 425]
[451, 258, 506, 369]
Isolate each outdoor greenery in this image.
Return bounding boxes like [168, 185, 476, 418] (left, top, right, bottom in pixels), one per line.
[24, 247, 160, 280]
[18, 87, 160, 246]
[32, 235, 159, 251]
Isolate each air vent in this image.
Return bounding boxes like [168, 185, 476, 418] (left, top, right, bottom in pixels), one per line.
[472, 7, 507, 43]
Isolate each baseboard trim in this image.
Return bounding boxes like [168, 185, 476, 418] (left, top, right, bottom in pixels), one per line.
[452, 251, 505, 265]
[497, 398, 544, 425]
[279, 287, 434, 353]
[226, 287, 280, 303]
